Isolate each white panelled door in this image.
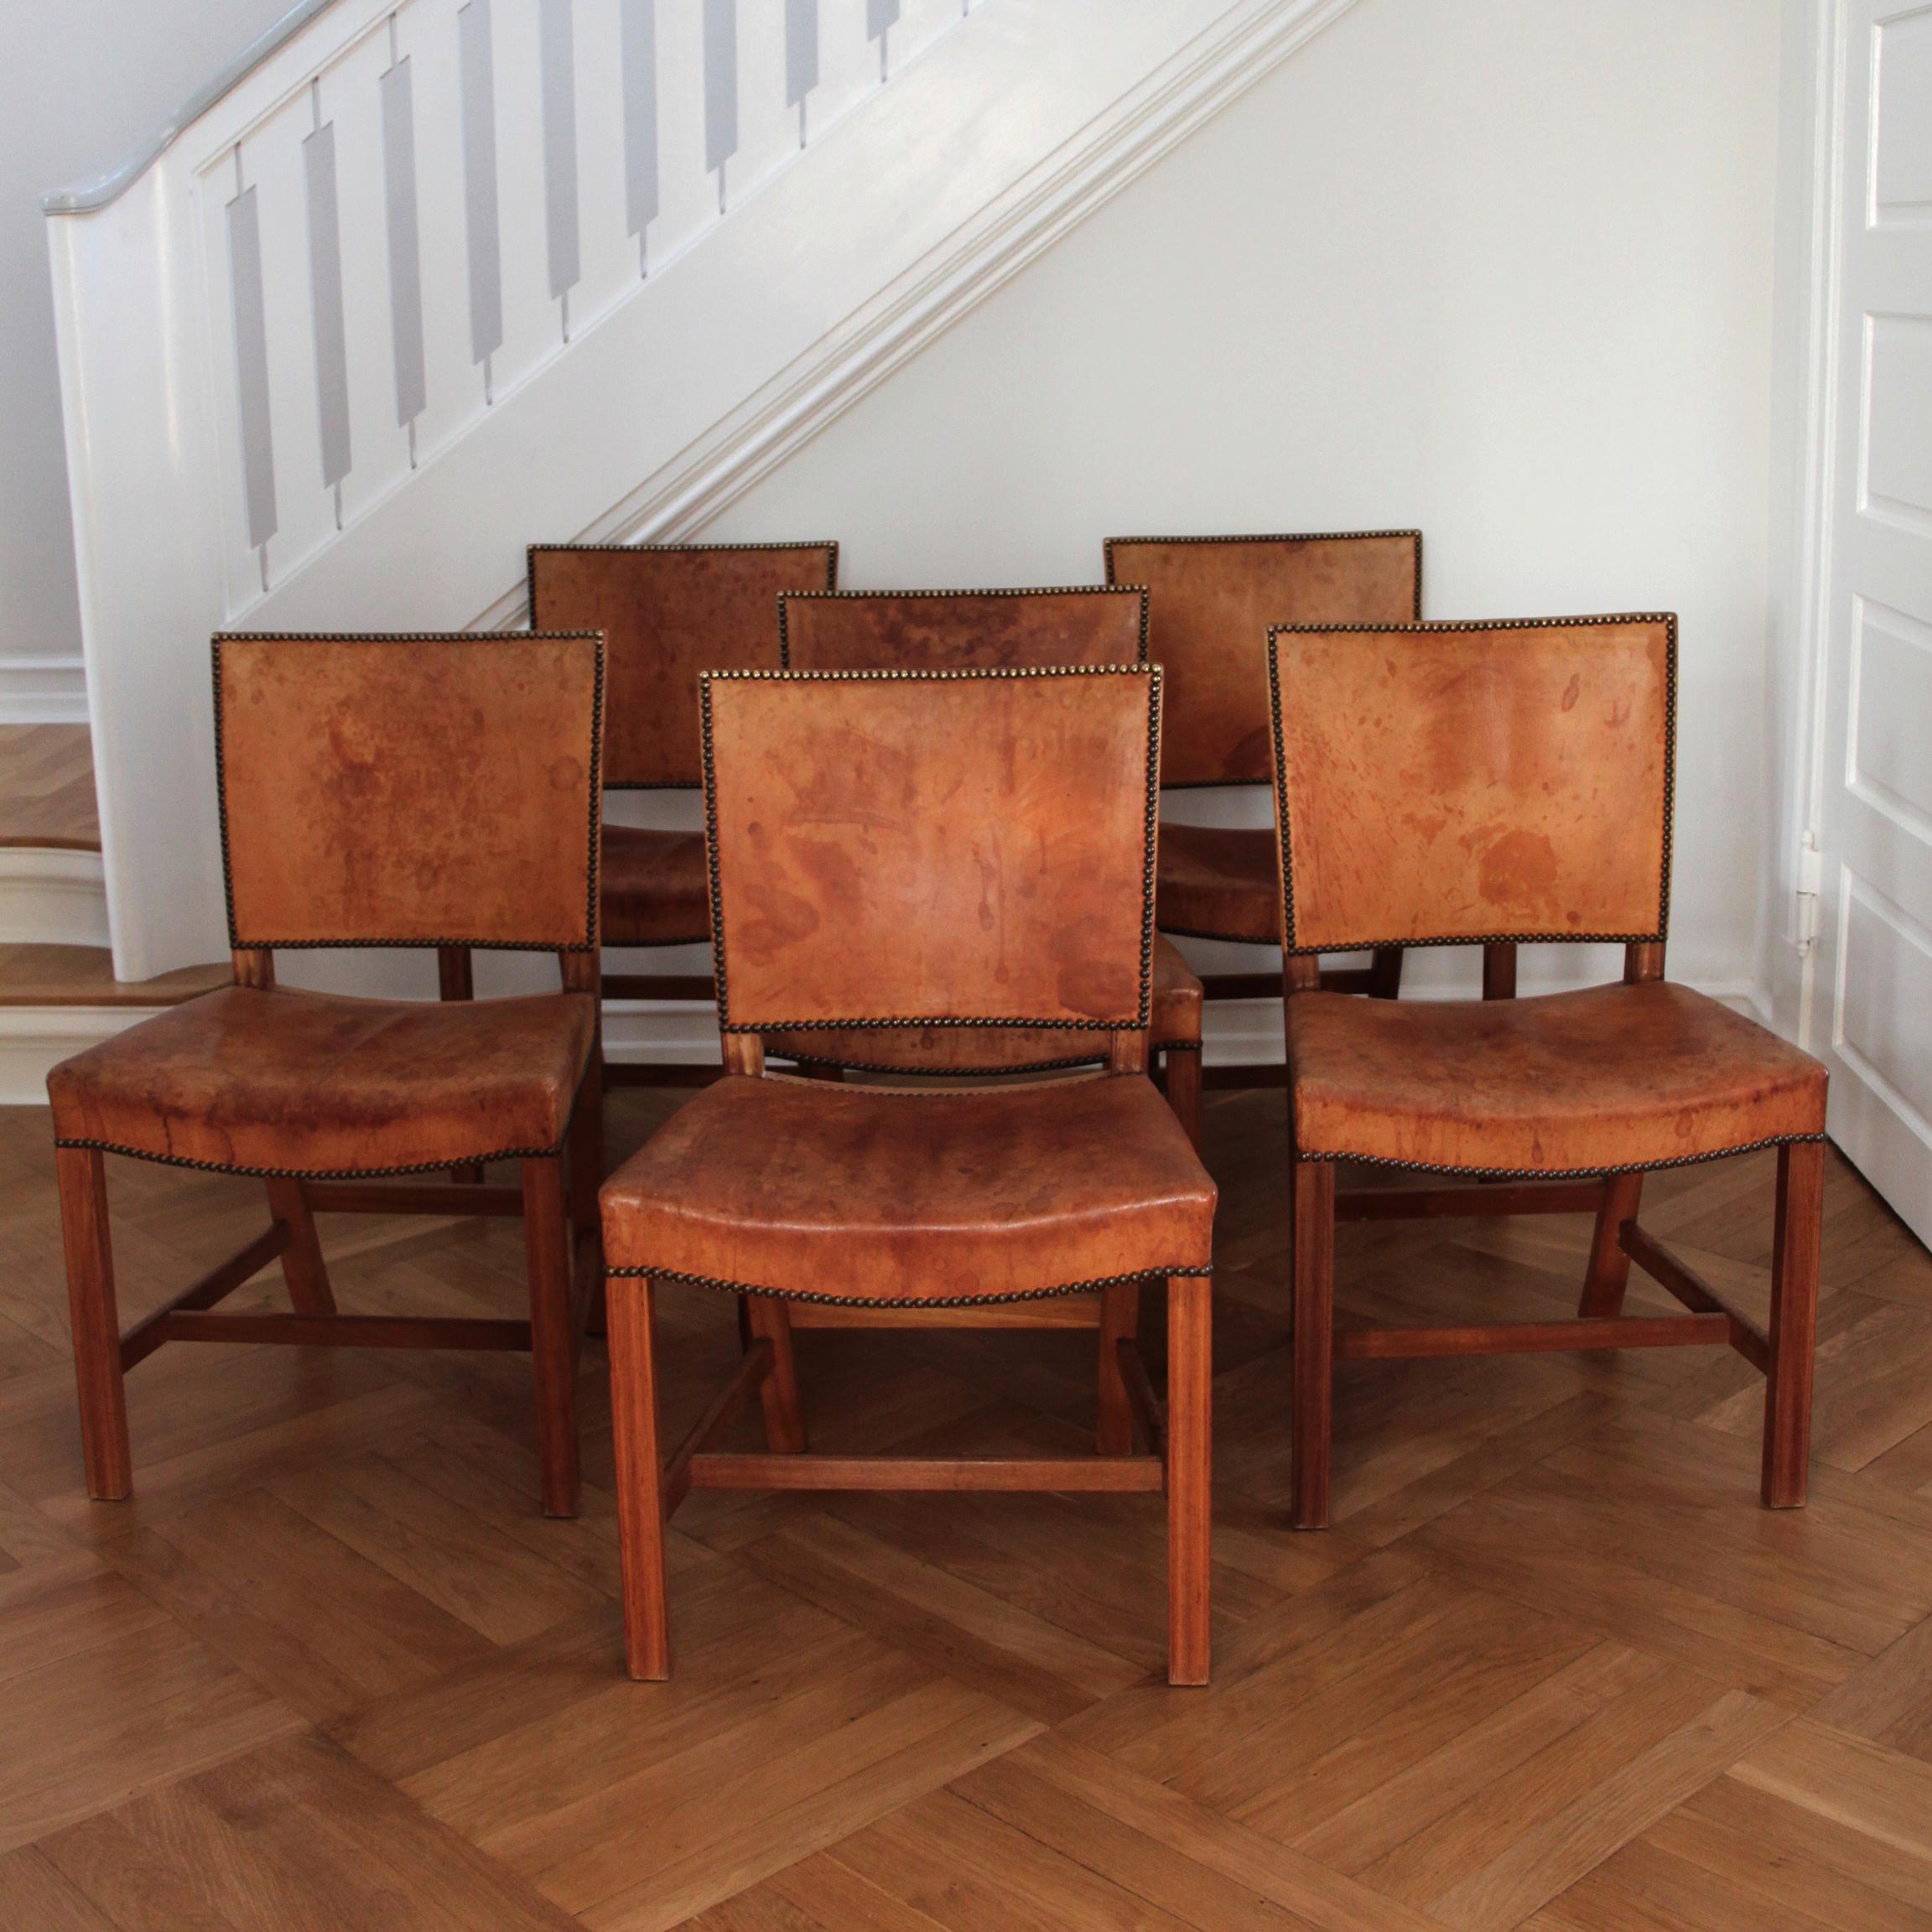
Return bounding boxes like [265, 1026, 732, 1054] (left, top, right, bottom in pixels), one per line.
[1812, 0, 1932, 1244]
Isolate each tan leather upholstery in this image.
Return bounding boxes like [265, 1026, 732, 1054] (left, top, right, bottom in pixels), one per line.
[1289, 981, 1826, 1175]
[49, 985, 596, 1176]
[704, 668, 1159, 1035]
[601, 1071, 1212, 1301]
[600, 826, 709, 947]
[759, 587, 1187, 1070]
[216, 634, 601, 949]
[1270, 618, 1673, 952]
[528, 543, 837, 787]
[1156, 823, 1280, 943]
[780, 587, 1146, 672]
[766, 932, 1202, 1069]
[1105, 532, 1420, 786]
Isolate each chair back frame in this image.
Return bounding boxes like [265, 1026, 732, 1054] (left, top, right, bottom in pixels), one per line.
[778, 584, 1149, 671]
[699, 666, 1162, 1066]
[1267, 614, 1676, 959]
[527, 540, 838, 788]
[213, 631, 605, 964]
[1104, 530, 1422, 787]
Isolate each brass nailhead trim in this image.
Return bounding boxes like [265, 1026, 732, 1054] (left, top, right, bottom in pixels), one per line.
[604, 1262, 1213, 1307]
[1297, 1130, 1827, 1182]
[212, 632, 605, 954]
[699, 665, 1162, 1038]
[776, 584, 1150, 670]
[52, 1136, 570, 1181]
[1266, 613, 1678, 955]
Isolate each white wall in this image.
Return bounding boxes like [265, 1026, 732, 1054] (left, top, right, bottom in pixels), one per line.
[0, 0, 289, 685]
[705, 0, 1785, 1002]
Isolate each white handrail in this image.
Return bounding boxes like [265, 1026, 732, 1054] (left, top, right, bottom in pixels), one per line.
[43, 1, 342, 214]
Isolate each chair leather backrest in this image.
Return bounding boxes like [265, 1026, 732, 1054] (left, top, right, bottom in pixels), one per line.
[216, 632, 603, 953]
[779, 586, 1147, 671]
[703, 667, 1161, 1040]
[528, 542, 837, 786]
[1104, 532, 1420, 786]
[1268, 615, 1675, 953]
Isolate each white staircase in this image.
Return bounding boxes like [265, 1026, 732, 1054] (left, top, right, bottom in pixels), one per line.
[47, 0, 1361, 994]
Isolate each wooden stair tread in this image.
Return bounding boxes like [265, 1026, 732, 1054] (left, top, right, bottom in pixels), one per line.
[0, 723, 101, 848]
[0, 943, 230, 1007]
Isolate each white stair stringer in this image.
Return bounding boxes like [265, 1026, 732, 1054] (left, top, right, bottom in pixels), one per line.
[51, 0, 1363, 983]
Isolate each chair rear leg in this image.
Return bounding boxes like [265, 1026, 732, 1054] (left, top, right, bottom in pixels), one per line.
[1763, 1140, 1824, 1509]
[607, 1278, 672, 1679]
[438, 947, 486, 1185]
[1579, 1173, 1644, 1318]
[745, 1295, 806, 1453]
[522, 1154, 580, 1517]
[1163, 1045, 1203, 1152]
[1291, 1154, 1336, 1530]
[1166, 1273, 1212, 1685]
[56, 1146, 131, 1500]
[264, 1177, 335, 1315]
[568, 1079, 607, 1337]
[1368, 947, 1404, 1000]
[1096, 1280, 1139, 1454]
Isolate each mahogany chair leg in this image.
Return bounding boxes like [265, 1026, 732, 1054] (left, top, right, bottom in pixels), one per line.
[1367, 947, 1404, 1000]
[1578, 1172, 1644, 1318]
[1166, 1273, 1212, 1685]
[1763, 1140, 1824, 1509]
[607, 1277, 671, 1680]
[568, 1084, 607, 1337]
[1096, 1280, 1139, 1454]
[522, 1153, 580, 1517]
[745, 1295, 806, 1453]
[264, 1177, 335, 1316]
[1291, 1154, 1336, 1530]
[1163, 1045, 1203, 1151]
[438, 946, 485, 1185]
[55, 1146, 131, 1500]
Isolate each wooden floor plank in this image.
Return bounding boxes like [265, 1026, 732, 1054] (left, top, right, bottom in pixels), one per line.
[0, 1097, 1926, 1928]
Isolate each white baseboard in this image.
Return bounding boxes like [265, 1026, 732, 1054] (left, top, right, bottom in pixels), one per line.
[0, 847, 109, 947]
[0, 657, 87, 726]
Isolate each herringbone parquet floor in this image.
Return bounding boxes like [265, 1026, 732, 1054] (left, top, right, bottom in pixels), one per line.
[3, 1084, 1931, 1929]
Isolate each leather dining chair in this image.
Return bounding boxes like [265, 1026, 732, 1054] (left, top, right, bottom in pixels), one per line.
[1266, 614, 1828, 1529]
[520, 540, 839, 1088]
[776, 584, 1207, 1147]
[599, 665, 1218, 1684]
[47, 633, 607, 1518]
[1104, 532, 1421, 1033]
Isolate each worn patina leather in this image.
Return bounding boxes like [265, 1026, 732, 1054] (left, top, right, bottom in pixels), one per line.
[1270, 619, 1671, 951]
[758, 587, 1197, 1067]
[1289, 980, 1826, 1174]
[217, 634, 602, 949]
[603, 667, 1214, 1305]
[600, 1072, 1213, 1301]
[1106, 532, 1419, 788]
[600, 826, 709, 947]
[780, 586, 1145, 672]
[49, 984, 596, 1175]
[1156, 823, 1281, 943]
[706, 669, 1158, 1034]
[767, 932, 1202, 1071]
[528, 543, 837, 787]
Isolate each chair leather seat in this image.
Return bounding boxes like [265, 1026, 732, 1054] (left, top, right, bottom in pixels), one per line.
[1157, 822, 1280, 943]
[600, 1071, 1216, 1303]
[1289, 980, 1828, 1176]
[49, 985, 597, 1177]
[601, 825, 709, 947]
[764, 934, 1202, 1071]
